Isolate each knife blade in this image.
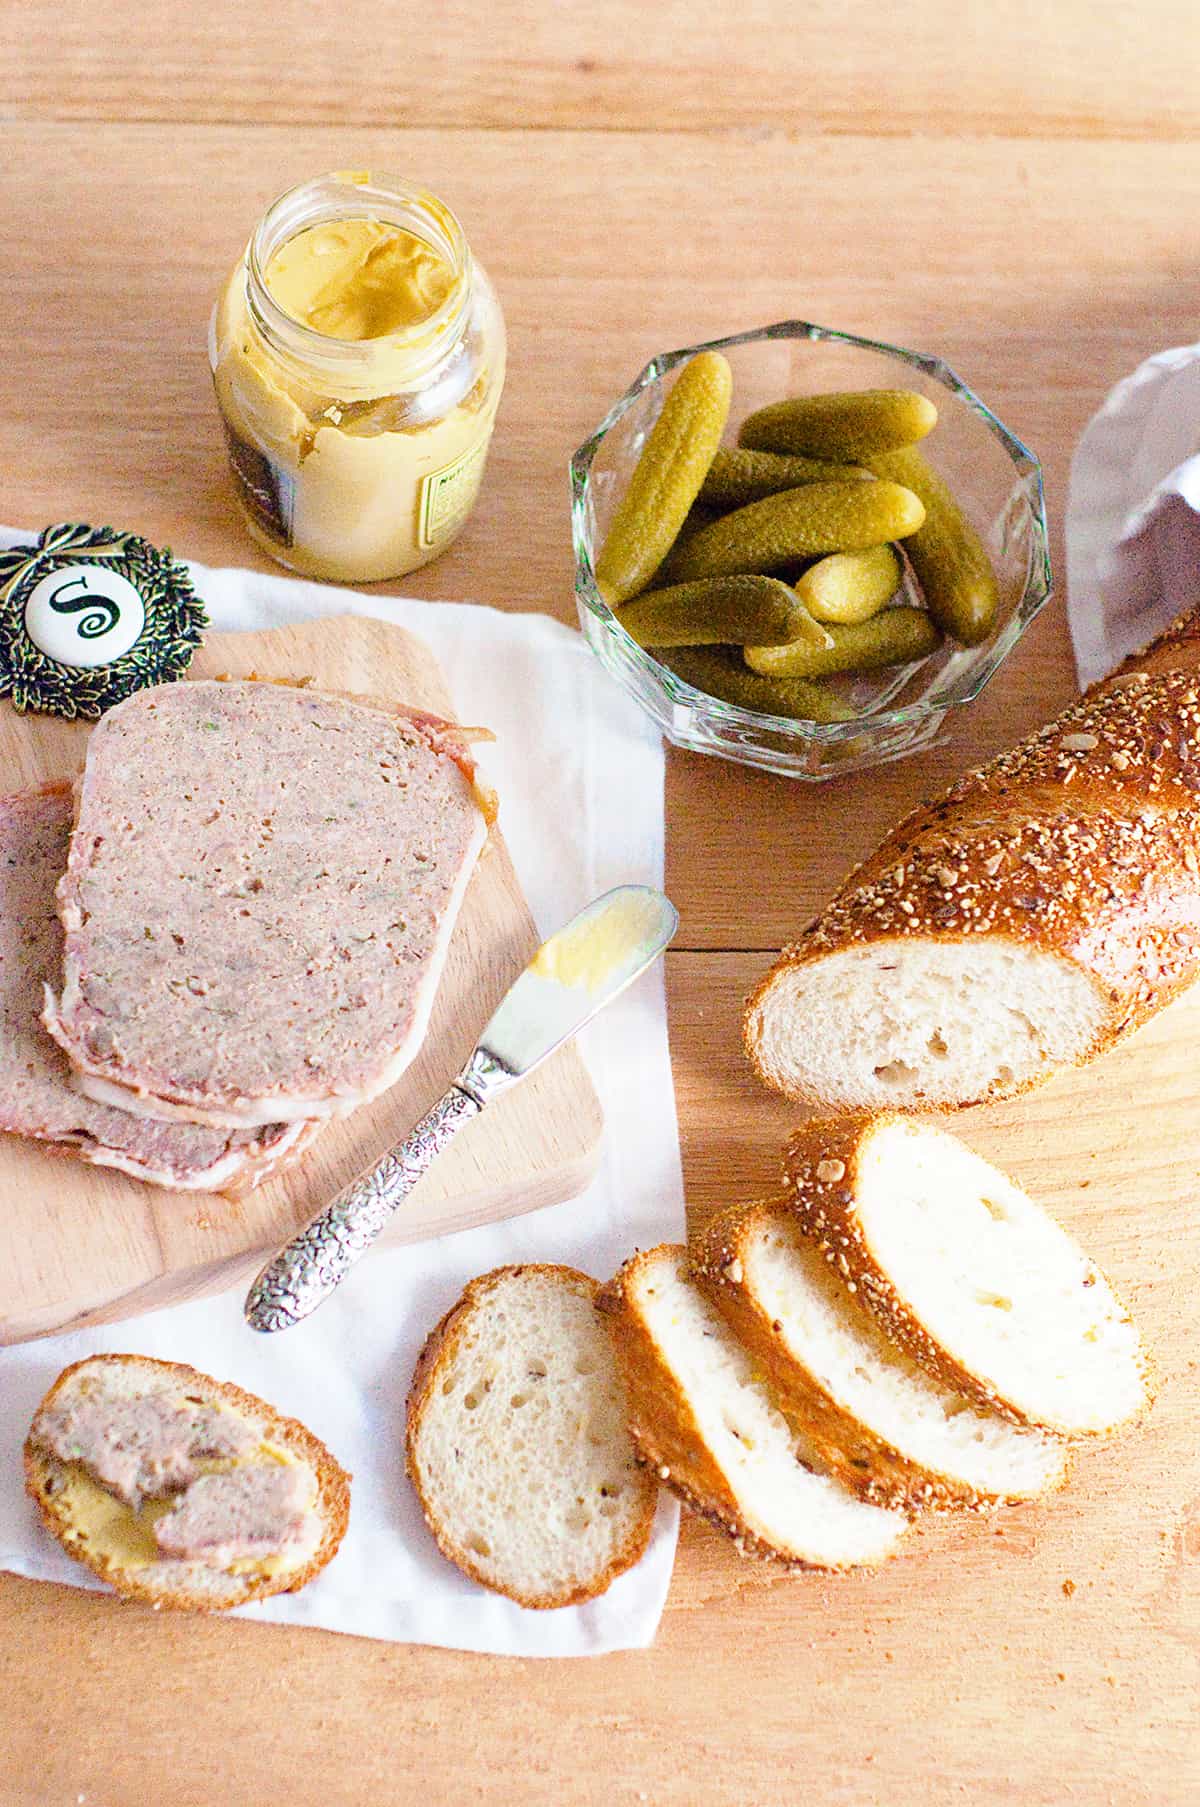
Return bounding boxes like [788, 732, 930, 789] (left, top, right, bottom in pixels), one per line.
[244, 884, 678, 1332]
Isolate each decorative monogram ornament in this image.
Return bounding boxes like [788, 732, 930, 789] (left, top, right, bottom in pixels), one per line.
[0, 523, 206, 718]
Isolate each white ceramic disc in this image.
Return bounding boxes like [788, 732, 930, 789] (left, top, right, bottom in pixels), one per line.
[22, 564, 146, 668]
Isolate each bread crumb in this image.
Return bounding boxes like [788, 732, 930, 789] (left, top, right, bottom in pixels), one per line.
[817, 1158, 846, 1184]
[1062, 1578, 1075, 1597]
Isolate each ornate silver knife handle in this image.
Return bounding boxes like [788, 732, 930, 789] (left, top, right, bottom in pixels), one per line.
[244, 1049, 509, 1333]
[243, 885, 678, 1334]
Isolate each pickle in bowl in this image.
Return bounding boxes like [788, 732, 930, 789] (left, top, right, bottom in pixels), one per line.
[593, 349, 732, 606]
[745, 607, 942, 679]
[697, 446, 871, 511]
[796, 545, 903, 626]
[739, 388, 938, 463]
[666, 481, 926, 584]
[616, 575, 832, 651]
[866, 446, 1000, 647]
[661, 645, 857, 725]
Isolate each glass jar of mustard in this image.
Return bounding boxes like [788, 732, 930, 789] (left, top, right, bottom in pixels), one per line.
[210, 170, 506, 584]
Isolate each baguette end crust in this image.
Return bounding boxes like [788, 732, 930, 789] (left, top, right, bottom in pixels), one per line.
[598, 1245, 906, 1572]
[24, 1354, 351, 1612]
[746, 665, 1200, 1114]
[406, 1265, 657, 1611]
[692, 1201, 1070, 1512]
[780, 1117, 1156, 1439]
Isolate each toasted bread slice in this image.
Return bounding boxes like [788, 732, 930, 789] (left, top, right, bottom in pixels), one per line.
[597, 1245, 906, 1570]
[25, 1354, 350, 1611]
[693, 1202, 1069, 1511]
[406, 1264, 658, 1610]
[782, 1116, 1154, 1437]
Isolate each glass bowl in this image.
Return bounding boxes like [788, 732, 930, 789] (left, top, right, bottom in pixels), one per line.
[569, 322, 1051, 779]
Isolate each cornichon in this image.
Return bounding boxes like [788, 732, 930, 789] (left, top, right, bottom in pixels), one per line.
[745, 606, 941, 678]
[795, 545, 902, 626]
[738, 389, 938, 462]
[662, 646, 857, 724]
[594, 350, 733, 605]
[866, 446, 1000, 646]
[617, 575, 833, 651]
[697, 446, 871, 510]
[666, 480, 926, 583]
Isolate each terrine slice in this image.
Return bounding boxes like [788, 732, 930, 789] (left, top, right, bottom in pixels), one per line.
[44, 680, 490, 1128]
[0, 784, 307, 1190]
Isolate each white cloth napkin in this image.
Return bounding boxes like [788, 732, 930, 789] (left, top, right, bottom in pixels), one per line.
[1067, 344, 1200, 687]
[0, 535, 683, 1656]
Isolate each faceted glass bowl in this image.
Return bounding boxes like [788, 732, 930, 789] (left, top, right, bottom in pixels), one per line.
[570, 322, 1052, 779]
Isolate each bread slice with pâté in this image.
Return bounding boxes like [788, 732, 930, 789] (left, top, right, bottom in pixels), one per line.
[692, 1200, 1070, 1512]
[25, 1353, 351, 1611]
[596, 1244, 907, 1569]
[406, 1264, 659, 1610]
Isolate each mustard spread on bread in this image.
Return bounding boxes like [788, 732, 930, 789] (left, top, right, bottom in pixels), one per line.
[24, 1355, 350, 1610]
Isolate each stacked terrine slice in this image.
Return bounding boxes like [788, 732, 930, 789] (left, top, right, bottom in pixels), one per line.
[0, 679, 489, 1192]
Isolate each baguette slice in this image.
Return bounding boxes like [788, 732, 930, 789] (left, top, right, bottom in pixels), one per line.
[745, 657, 1200, 1114]
[25, 1354, 350, 1611]
[782, 1116, 1154, 1437]
[406, 1265, 658, 1610]
[693, 1202, 1069, 1511]
[597, 1244, 906, 1569]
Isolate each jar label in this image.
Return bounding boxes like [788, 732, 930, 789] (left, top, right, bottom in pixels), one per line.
[221, 423, 296, 547]
[417, 436, 490, 551]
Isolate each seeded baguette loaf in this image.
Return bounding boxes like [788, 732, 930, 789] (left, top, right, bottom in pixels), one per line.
[745, 604, 1200, 1113]
[25, 1354, 351, 1612]
[597, 1245, 907, 1569]
[779, 1116, 1154, 1438]
[692, 1202, 1069, 1512]
[406, 1265, 658, 1609]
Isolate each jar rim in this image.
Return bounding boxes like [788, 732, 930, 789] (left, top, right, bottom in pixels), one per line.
[244, 169, 473, 386]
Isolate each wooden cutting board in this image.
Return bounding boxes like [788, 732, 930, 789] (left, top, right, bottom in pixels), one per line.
[0, 615, 604, 1343]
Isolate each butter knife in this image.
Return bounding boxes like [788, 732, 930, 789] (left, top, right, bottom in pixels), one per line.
[244, 884, 678, 1333]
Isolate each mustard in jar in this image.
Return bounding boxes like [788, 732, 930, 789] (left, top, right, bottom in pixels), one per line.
[210, 171, 506, 584]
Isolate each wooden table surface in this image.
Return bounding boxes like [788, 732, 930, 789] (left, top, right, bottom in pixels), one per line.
[2, 7, 1199, 1802]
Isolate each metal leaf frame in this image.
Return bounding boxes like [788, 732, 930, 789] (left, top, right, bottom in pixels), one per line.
[0, 522, 207, 719]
